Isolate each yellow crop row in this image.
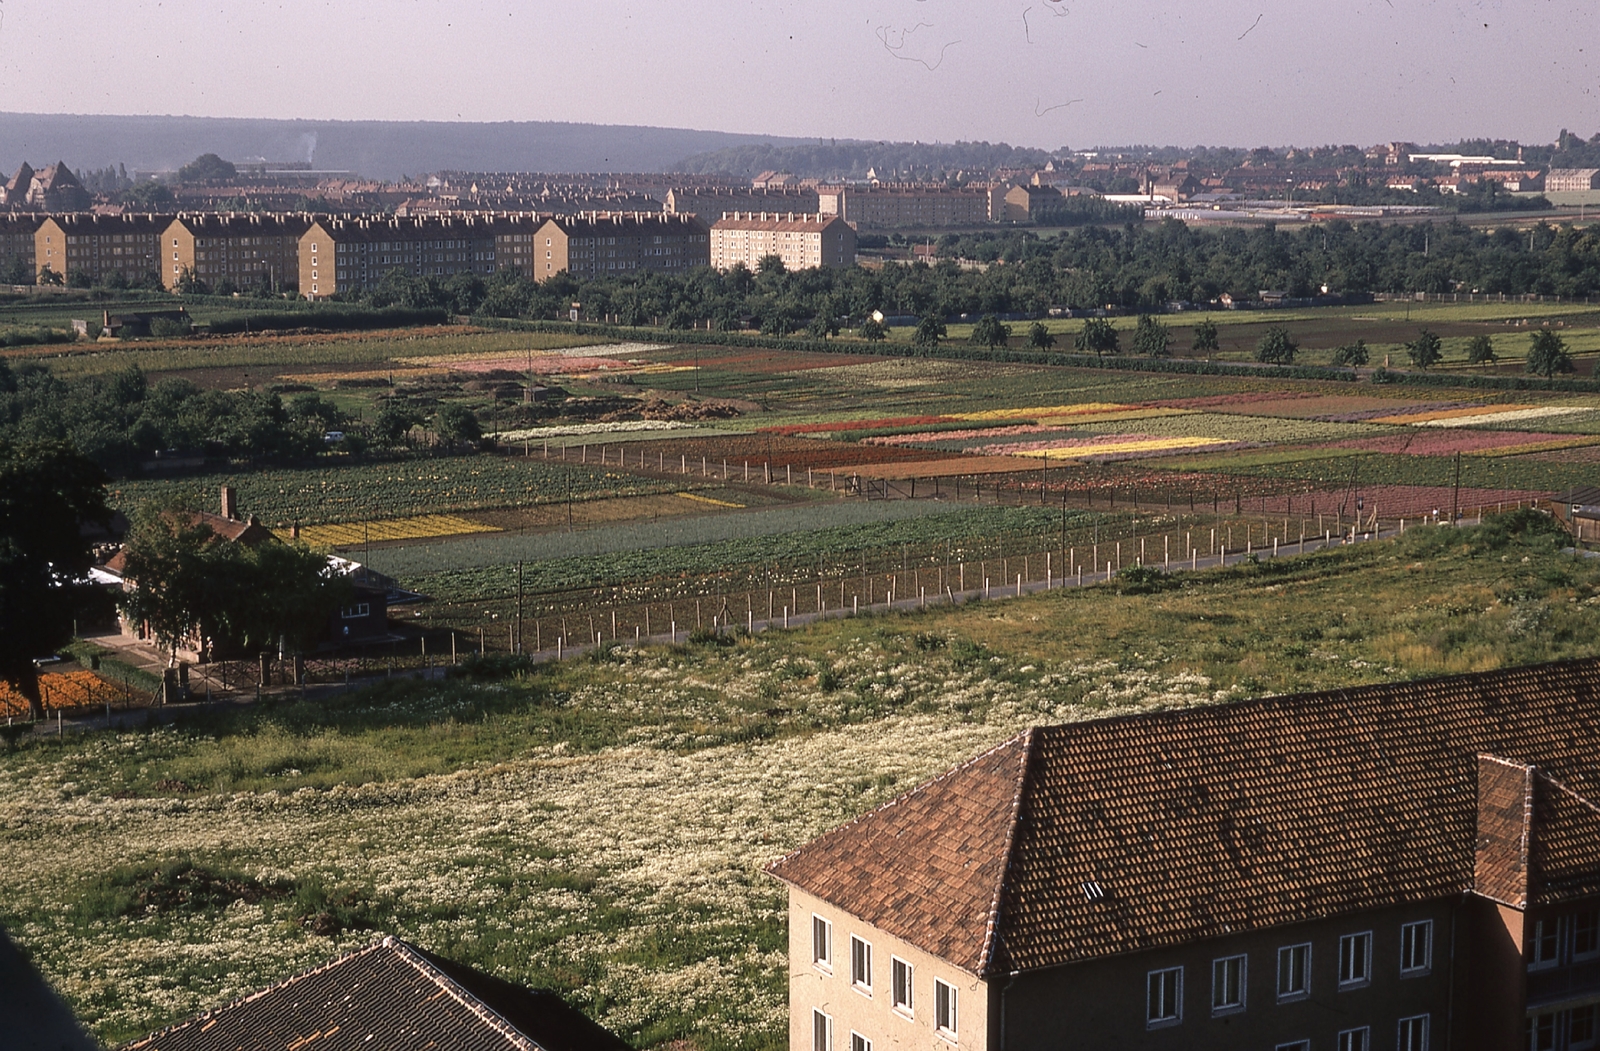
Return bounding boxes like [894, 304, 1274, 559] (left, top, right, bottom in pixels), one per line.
[953, 402, 1129, 422]
[1010, 436, 1233, 460]
[1035, 407, 1199, 425]
[676, 492, 745, 508]
[291, 514, 501, 547]
[1473, 436, 1600, 458]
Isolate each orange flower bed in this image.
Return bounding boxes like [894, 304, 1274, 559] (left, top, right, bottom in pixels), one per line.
[0, 669, 128, 717]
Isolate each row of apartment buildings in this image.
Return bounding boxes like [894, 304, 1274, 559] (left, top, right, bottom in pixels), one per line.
[666, 183, 1061, 227]
[1, 209, 859, 296]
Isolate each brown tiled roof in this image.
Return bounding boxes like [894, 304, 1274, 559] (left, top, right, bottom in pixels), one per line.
[767, 659, 1600, 975]
[120, 936, 629, 1051]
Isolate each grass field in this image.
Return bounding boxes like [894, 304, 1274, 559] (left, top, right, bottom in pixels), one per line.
[4, 513, 1598, 1048]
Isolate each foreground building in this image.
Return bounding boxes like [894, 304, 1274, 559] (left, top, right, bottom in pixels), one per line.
[36, 213, 171, 286]
[816, 183, 1001, 228]
[299, 214, 528, 299]
[530, 212, 708, 282]
[163, 213, 311, 292]
[768, 659, 1600, 1051]
[122, 936, 630, 1051]
[710, 212, 857, 272]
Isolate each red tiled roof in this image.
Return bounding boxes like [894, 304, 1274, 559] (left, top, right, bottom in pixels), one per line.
[120, 936, 628, 1051]
[767, 659, 1600, 975]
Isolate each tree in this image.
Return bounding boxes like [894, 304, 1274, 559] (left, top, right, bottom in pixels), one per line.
[36, 264, 62, 286]
[912, 316, 946, 348]
[1026, 321, 1056, 350]
[0, 441, 112, 720]
[1132, 314, 1172, 357]
[1466, 334, 1499, 367]
[434, 404, 483, 446]
[969, 314, 1011, 350]
[1255, 326, 1298, 364]
[1406, 329, 1443, 370]
[1074, 317, 1119, 361]
[1526, 329, 1574, 378]
[5, 256, 32, 285]
[177, 153, 238, 184]
[122, 180, 176, 209]
[374, 403, 424, 446]
[1331, 339, 1370, 366]
[859, 318, 888, 342]
[1191, 317, 1220, 357]
[236, 541, 353, 656]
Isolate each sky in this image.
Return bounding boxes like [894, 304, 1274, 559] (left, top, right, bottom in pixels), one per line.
[1, 0, 1597, 149]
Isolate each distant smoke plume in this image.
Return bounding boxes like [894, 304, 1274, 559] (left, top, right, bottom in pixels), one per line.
[298, 132, 318, 165]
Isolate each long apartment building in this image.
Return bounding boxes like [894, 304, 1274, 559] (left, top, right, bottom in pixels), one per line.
[164, 214, 311, 292]
[0, 215, 39, 281]
[709, 212, 856, 272]
[529, 212, 708, 282]
[35, 213, 171, 285]
[816, 183, 1003, 228]
[299, 214, 540, 299]
[770, 658, 1600, 1051]
[665, 186, 822, 222]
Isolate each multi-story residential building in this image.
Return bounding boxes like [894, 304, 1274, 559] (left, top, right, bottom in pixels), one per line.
[0, 162, 35, 207]
[709, 213, 856, 272]
[768, 659, 1600, 1051]
[35, 214, 170, 286]
[665, 186, 822, 222]
[1001, 184, 1064, 221]
[0, 214, 40, 281]
[816, 183, 1001, 228]
[529, 212, 708, 282]
[299, 214, 529, 299]
[1546, 170, 1600, 193]
[26, 163, 92, 211]
[163, 214, 311, 292]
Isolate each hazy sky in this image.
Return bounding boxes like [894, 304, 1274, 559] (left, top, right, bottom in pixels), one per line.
[3, 0, 1597, 148]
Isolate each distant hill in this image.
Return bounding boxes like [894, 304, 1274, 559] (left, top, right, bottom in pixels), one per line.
[672, 140, 1065, 180]
[0, 112, 815, 181]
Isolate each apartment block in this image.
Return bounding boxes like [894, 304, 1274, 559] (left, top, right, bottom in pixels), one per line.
[163, 214, 311, 292]
[665, 186, 821, 222]
[35, 213, 171, 285]
[299, 214, 530, 299]
[769, 658, 1600, 1051]
[530, 212, 708, 283]
[816, 183, 1002, 228]
[0, 214, 40, 281]
[709, 213, 856, 272]
[1547, 169, 1600, 193]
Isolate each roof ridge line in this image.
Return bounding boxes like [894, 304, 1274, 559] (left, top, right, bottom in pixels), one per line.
[1537, 769, 1600, 818]
[763, 729, 1030, 879]
[978, 726, 1038, 976]
[386, 937, 547, 1051]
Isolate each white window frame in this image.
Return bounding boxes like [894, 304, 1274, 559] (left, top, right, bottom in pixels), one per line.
[849, 1032, 872, 1051]
[934, 979, 958, 1041]
[1400, 920, 1433, 976]
[1337, 1028, 1370, 1051]
[850, 935, 873, 996]
[1146, 966, 1182, 1029]
[1338, 930, 1373, 989]
[1210, 954, 1246, 1015]
[890, 956, 913, 1017]
[812, 1009, 833, 1051]
[1277, 943, 1312, 1002]
[1571, 1003, 1599, 1050]
[811, 914, 832, 973]
[1275, 1042, 1310, 1051]
[1530, 916, 1566, 970]
[1530, 1011, 1558, 1051]
[1398, 1014, 1430, 1051]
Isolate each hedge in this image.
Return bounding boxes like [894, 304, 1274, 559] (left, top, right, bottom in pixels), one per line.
[471, 316, 1358, 383]
[1380, 369, 1600, 394]
[205, 306, 450, 335]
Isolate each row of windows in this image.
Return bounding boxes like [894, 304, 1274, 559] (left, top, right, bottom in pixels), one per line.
[1530, 910, 1600, 969]
[812, 916, 958, 1042]
[1529, 1005, 1599, 1051]
[1147, 922, 1433, 1028]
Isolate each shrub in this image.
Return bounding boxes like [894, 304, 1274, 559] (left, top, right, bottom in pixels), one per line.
[1255, 326, 1297, 364]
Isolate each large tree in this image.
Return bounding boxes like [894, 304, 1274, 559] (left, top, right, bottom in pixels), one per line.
[1074, 317, 1119, 361]
[1255, 326, 1298, 365]
[0, 441, 111, 720]
[1191, 317, 1220, 357]
[969, 314, 1011, 350]
[1525, 329, 1574, 378]
[1132, 314, 1172, 357]
[1406, 329, 1443, 370]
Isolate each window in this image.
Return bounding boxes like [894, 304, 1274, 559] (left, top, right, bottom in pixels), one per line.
[1277, 943, 1311, 1001]
[1337, 1027, 1370, 1051]
[1339, 931, 1372, 988]
[1146, 966, 1182, 1027]
[849, 1033, 871, 1051]
[934, 980, 958, 1039]
[1530, 1013, 1558, 1051]
[1398, 1014, 1430, 1051]
[1530, 917, 1566, 969]
[1573, 1005, 1598, 1050]
[890, 957, 913, 1015]
[1276, 1043, 1310, 1051]
[812, 1010, 833, 1051]
[850, 935, 872, 994]
[1211, 954, 1246, 1014]
[1576, 910, 1600, 960]
[811, 915, 832, 971]
[1400, 920, 1433, 975]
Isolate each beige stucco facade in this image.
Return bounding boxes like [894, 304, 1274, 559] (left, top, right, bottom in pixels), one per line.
[788, 887, 989, 1051]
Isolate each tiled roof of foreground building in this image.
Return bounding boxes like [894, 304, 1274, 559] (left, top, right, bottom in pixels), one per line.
[121, 936, 630, 1051]
[766, 658, 1600, 976]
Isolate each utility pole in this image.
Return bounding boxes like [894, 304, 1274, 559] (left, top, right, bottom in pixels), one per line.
[1451, 452, 1462, 525]
[515, 561, 524, 654]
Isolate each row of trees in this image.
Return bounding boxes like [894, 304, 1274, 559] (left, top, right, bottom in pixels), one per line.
[329, 219, 1600, 333]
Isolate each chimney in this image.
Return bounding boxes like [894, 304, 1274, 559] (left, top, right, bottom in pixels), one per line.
[220, 485, 238, 521]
